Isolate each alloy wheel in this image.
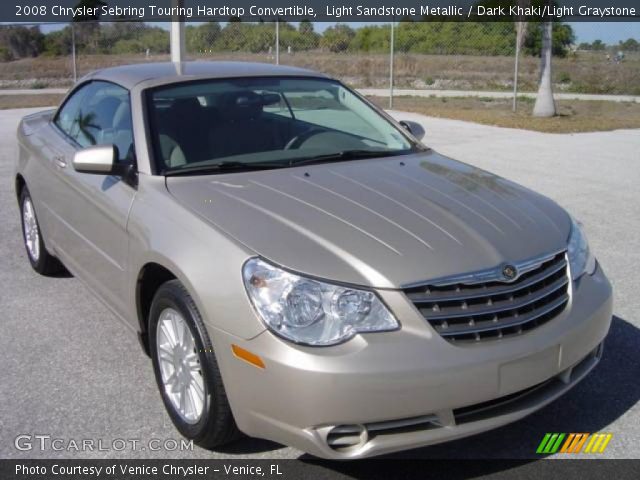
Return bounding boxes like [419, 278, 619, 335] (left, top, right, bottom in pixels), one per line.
[22, 196, 40, 262]
[156, 308, 206, 424]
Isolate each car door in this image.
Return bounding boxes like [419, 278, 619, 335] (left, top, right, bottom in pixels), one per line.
[31, 82, 92, 252]
[49, 80, 137, 322]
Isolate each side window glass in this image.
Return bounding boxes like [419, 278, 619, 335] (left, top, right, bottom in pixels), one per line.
[54, 83, 91, 139]
[75, 82, 133, 163]
[56, 81, 133, 164]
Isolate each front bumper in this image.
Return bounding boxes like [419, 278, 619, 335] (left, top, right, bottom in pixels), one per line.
[210, 265, 613, 459]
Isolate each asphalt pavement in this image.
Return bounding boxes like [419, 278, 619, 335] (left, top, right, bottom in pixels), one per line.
[0, 108, 638, 462]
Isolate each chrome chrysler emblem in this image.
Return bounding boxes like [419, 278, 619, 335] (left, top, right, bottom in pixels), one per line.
[502, 264, 518, 281]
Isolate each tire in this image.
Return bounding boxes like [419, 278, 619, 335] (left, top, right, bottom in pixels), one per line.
[148, 279, 241, 448]
[19, 186, 65, 276]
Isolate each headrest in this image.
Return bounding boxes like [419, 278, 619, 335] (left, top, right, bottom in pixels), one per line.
[169, 97, 202, 117]
[93, 96, 122, 128]
[219, 91, 263, 121]
[112, 101, 131, 130]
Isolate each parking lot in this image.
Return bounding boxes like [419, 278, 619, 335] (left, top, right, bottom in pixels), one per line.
[0, 107, 638, 460]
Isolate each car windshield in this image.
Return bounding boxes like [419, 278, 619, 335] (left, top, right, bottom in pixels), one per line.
[145, 77, 420, 175]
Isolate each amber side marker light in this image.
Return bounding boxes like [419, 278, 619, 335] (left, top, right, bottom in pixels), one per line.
[231, 344, 266, 369]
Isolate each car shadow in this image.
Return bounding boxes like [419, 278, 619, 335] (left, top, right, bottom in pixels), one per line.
[47, 260, 73, 278]
[214, 437, 283, 455]
[358, 316, 639, 460]
[295, 315, 638, 476]
[48, 269, 73, 278]
[215, 315, 638, 472]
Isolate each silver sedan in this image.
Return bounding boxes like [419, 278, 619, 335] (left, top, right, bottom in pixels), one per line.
[14, 62, 612, 459]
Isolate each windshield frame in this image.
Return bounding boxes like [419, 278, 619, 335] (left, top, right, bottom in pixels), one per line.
[142, 75, 426, 176]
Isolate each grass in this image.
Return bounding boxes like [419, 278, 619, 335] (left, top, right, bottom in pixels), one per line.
[0, 94, 64, 109]
[370, 95, 640, 133]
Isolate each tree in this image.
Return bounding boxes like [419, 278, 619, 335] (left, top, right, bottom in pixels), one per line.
[320, 24, 355, 52]
[0, 26, 45, 60]
[43, 27, 73, 56]
[281, 22, 319, 51]
[533, 19, 556, 117]
[72, 0, 107, 53]
[350, 25, 390, 52]
[523, 21, 574, 57]
[299, 19, 314, 35]
[186, 22, 221, 53]
[620, 38, 639, 52]
[590, 39, 606, 51]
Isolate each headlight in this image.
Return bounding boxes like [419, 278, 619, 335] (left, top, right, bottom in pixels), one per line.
[567, 217, 596, 280]
[242, 258, 399, 346]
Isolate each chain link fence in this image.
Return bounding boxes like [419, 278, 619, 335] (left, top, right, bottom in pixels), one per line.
[1, 21, 639, 97]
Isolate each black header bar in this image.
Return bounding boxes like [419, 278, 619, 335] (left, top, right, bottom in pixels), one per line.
[4, 0, 640, 23]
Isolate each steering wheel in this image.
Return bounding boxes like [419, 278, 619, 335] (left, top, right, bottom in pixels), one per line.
[284, 128, 327, 150]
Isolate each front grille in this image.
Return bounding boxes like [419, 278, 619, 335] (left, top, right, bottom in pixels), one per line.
[404, 251, 569, 343]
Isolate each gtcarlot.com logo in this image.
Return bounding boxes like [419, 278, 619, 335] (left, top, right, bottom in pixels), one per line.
[14, 434, 193, 452]
[536, 432, 613, 454]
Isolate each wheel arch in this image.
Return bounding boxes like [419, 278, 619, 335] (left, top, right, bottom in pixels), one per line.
[135, 262, 179, 356]
[15, 173, 26, 203]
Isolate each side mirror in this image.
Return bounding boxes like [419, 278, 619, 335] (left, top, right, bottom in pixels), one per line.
[73, 145, 118, 175]
[73, 145, 133, 179]
[399, 120, 426, 141]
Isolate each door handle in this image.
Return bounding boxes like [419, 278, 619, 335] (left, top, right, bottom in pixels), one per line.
[53, 156, 67, 168]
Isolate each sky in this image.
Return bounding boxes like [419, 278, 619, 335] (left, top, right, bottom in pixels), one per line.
[568, 22, 639, 44]
[28, 22, 640, 45]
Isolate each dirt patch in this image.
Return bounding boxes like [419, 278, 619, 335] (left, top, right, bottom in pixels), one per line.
[371, 95, 640, 133]
[0, 95, 64, 109]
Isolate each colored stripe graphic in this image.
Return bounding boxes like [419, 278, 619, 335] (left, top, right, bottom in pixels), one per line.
[570, 434, 589, 453]
[585, 433, 613, 454]
[538, 433, 613, 454]
[537, 433, 565, 454]
[536, 433, 552, 454]
[560, 434, 576, 453]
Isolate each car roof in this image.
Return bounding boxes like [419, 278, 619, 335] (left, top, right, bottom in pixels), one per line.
[83, 61, 329, 89]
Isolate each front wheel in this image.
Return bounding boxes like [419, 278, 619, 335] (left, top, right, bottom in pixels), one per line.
[19, 187, 64, 275]
[148, 280, 241, 448]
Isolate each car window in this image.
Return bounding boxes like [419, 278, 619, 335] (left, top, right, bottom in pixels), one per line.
[285, 87, 381, 140]
[56, 81, 134, 163]
[55, 83, 91, 140]
[147, 77, 417, 174]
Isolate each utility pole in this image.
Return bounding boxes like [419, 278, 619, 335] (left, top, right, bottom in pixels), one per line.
[170, 0, 185, 65]
[513, 23, 523, 112]
[513, 1, 529, 112]
[275, 20, 280, 65]
[389, 20, 395, 109]
[71, 23, 77, 83]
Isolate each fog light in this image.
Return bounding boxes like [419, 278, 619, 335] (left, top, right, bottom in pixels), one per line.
[326, 424, 368, 451]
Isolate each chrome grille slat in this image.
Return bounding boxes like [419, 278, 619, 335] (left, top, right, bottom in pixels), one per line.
[437, 294, 569, 337]
[404, 251, 569, 343]
[366, 414, 440, 432]
[407, 259, 567, 304]
[327, 435, 362, 447]
[421, 276, 569, 320]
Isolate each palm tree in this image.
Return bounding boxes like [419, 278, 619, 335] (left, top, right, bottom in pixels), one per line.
[533, 17, 556, 117]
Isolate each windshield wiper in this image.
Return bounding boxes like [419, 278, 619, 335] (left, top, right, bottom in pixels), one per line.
[164, 161, 286, 176]
[289, 150, 400, 167]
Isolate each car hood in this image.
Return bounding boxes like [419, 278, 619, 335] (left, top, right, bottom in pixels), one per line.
[166, 151, 570, 288]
